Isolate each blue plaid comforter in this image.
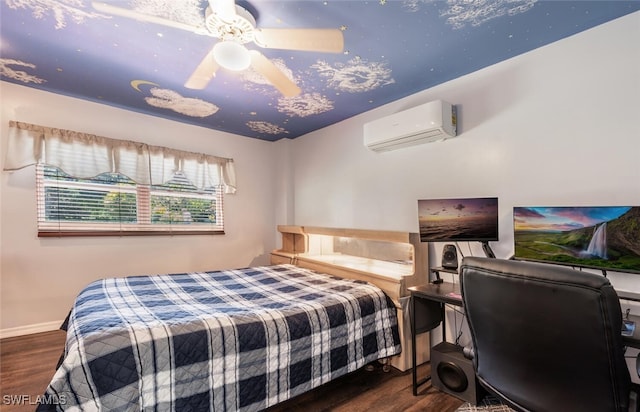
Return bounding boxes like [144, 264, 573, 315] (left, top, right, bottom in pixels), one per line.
[39, 264, 401, 411]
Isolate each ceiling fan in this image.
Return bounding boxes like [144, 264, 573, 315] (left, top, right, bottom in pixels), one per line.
[92, 0, 344, 97]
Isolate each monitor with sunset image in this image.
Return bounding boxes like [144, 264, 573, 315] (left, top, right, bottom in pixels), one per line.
[513, 206, 640, 274]
[417, 197, 499, 242]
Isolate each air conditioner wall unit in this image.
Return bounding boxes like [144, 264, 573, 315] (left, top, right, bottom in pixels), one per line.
[363, 100, 457, 152]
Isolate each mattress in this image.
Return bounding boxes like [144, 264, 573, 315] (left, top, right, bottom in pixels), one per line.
[37, 264, 401, 411]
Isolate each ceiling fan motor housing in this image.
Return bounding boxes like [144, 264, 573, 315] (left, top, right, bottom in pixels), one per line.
[205, 5, 256, 44]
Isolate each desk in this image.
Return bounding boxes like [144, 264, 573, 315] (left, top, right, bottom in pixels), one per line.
[409, 282, 461, 395]
[408, 282, 640, 395]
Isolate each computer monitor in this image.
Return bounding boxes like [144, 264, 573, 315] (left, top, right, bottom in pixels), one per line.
[513, 206, 640, 274]
[417, 197, 499, 242]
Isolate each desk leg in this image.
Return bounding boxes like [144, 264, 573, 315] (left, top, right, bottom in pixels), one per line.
[411, 295, 418, 396]
[411, 295, 433, 396]
[441, 302, 446, 343]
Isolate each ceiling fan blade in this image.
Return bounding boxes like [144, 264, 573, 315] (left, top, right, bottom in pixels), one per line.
[254, 28, 344, 53]
[92, 2, 199, 32]
[208, 0, 237, 22]
[184, 49, 219, 90]
[249, 50, 301, 97]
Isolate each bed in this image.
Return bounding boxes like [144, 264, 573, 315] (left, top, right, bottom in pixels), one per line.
[37, 264, 401, 411]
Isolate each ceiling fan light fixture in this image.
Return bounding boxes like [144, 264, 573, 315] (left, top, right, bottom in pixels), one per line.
[213, 41, 251, 71]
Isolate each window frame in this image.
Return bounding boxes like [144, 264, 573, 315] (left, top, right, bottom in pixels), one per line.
[36, 164, 225, 237]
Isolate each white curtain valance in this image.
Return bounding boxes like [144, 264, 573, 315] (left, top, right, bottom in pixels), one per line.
[4, 121, 237, 194]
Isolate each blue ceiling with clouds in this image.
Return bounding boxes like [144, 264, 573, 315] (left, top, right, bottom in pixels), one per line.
[1, 1, 638, 141]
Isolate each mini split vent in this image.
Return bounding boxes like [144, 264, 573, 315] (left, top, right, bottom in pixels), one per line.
[363, 100, 457, 152]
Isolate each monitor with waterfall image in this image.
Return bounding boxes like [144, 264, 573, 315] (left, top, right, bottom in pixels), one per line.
[513, 206, 640, 274]
[417, 197, 499, 242]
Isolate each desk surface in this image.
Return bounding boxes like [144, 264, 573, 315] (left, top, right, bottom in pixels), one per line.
[409, 282, 462, 306]
[618, 290, 640, 303]
[409, 282, 640, 348]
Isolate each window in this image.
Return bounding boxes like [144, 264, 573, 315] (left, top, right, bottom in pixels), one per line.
[36, 165, 224, 236]
[4, 121, 235, 237]
[36, 164, 224, 236]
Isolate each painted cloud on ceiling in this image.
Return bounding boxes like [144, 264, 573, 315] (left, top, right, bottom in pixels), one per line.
[6, 0, 105, 29]
[313, 58, 395, 94]
[278, 93, 334, 118]
[0, 58, 46, 84]
[145, 88, 219, 118]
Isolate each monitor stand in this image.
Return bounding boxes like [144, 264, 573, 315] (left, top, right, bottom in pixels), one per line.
[481, 241, 496, 258]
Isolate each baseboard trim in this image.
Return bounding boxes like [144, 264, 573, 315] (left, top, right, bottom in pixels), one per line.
[0, 320, 63, 339]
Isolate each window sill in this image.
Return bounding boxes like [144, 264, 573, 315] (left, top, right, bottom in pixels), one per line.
[38, 230, 225, 237]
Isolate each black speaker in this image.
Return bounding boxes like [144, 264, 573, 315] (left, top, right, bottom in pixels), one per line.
[431, 342, 483, 405]
[441, 244, 458, 269]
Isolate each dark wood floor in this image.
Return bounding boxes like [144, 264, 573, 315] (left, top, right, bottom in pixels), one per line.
[0, 330, 464, 411]
[1, 330, 67, 412]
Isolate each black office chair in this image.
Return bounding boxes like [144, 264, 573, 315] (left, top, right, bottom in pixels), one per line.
[460, 256, 636, 412]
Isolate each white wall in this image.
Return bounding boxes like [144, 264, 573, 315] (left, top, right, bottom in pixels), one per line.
[287, 13, 640, 345]
[0, 83, 279, 335]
